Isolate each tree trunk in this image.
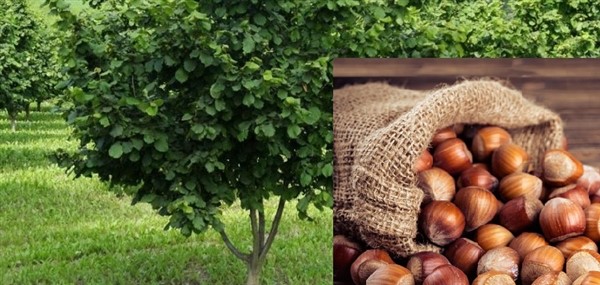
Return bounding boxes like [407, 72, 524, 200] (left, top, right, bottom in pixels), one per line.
[11, 117, 16, 132]
[246, 263, 261, 285]
[25, 104, 30, 120]
[37, 101, 41, 112]
[218, 198, 286, 285]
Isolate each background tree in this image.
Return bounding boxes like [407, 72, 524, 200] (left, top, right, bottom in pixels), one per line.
[0, 0, 60, 131]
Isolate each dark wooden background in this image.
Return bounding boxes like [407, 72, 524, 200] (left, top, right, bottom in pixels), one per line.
[333, 58, 600, 168]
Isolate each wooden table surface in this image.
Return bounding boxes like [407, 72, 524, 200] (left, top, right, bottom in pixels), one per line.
[333, 58, 600, 168]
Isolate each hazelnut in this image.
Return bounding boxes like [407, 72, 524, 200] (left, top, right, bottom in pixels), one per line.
[453, 186, 498, 231]
[334, 235, 363, 282]
[433, 138, 473, 176]
[508, 232, 549, 259]
[406, 252, 449, 284]
[549, 184, 590, 209]
[491, 143, 529, 178]
[431, 126, 457, 148]
[521, 245, 565, 285]
[472, 271, 516, 285]
[415, 149, 433, 173]
[471, 126, 512, 161]
[366, 263, 415, 285]
[419, 201, 465, 246]
[539, 197, 586, 242]
[566, 250, 600, 282]
[443, 237, 484, 277]
[542, 149, 584, 187]
[499, 196, 543, 235]
[578, 165, 600, 196]
[457, 166, 499, 192]
[417, 167, 455, 204]
[572, 271, 600, 285]
[531, 271, 571, 285]
[498, 172, 543, 201]
[585, 203, 600, 242]
[477, 246, 520, 281]
[351, 249, 394, 285]
[423, 264, 468, 285]
[555, 236, 598, 259]
[476, 224, 514, 251]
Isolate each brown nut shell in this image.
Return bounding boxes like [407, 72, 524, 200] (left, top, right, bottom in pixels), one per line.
[334, 235, 363, 282]
[423, 264, 468, 285]
[491, 143, 529, 178]
[476, 224, 514, 251]
[351, 249, 394, 285]
[499, 196, 543, 235]
[498, 172, 543, 202]
[556, 236, 598, 259]
[457, 166, 499, 191]
[443, 237, 484, 278]
[509, 232, 549, 259]
[566, 250, 600, 282]
[540, 197, 586, 243]
[477, 246, 520, 281]
[406, 252, 449, 284]
[549, 184, 591, 209]
[531, 271, 571, 285]
[472, 271, 516, 285]
[471, 126, 512, 161]
[453, 186, 498, 232]
[585, 203, 600, 242]
[419, 201, 465, 246]
[572, 270, 600, 285]
[521, 245, 565, 285]
[433, 138, 473, 176]
[543, 149, 584, 187]
[415, 149, 433, 173]
[431, 127, 457, 148]
[417, 167, 456, 204]
[366, 263, 415, 285]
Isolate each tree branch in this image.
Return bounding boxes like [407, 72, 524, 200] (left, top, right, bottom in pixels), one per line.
[218, 228, 249, 262]
[250, 208, 260, 263]
[258, 205, 265, 248]
[259, 197, 286, 261]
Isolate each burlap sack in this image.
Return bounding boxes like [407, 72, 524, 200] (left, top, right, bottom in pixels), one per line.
[333, 79, 564, 257]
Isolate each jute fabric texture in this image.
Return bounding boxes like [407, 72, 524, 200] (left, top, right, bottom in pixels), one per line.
[333, 79, 564, 257]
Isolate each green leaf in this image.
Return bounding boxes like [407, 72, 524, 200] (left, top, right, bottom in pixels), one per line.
[244, 61, 260, 71]
[210, 82, 225, 98]
[243, 36, 255, 54]
[321, 163, 333, 177]
[242, 94, 255, 106]
[154, 138, 169, 152]
[396, 0, 409, 6]
[191, 124, 204, 134]
[183, 59, 197, 72]
[300, 172, 312, 186]
[175, 68, 188, 83]
[110, 125, 124, 137]
[164, 55, 176, 66]
[145, 105, 158, 116]
[303, 107, 321, 124]
[253, 14, 267, 26]
[261, 123, 275, 137]
[109, 143, 123, 158]
[131, 139, 144, 150]
[99, 117, 110, 127]
[287, 124, 301, 138]
[263, 70, 273, 81]
[182, 113, 193, 121]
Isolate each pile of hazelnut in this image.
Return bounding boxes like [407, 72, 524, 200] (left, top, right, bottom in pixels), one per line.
[334, 125, 600, 285]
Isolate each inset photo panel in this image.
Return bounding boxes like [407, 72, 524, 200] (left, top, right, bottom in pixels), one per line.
[333, 58, 600, 284]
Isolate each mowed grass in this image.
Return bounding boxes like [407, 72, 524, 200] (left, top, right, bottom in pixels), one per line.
[0, 107, 333, 284]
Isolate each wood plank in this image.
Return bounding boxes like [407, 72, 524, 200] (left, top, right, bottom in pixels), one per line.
[334, 58, 600, 78]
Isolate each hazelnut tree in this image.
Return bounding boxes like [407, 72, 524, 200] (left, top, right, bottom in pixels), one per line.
[0, 0, 60, 131]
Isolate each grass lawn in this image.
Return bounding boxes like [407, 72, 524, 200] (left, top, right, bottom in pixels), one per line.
[0, 107, 333, 284]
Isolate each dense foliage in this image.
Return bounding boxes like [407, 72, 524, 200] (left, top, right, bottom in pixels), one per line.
[0, 0, 60, 130]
